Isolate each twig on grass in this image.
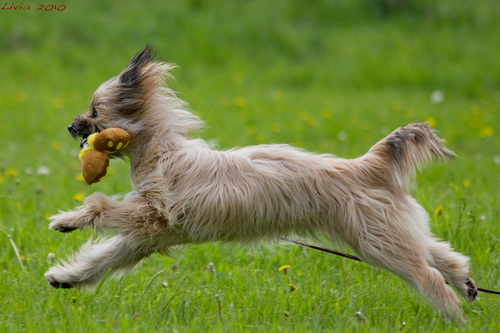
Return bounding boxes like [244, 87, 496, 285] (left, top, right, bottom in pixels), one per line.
[214, 294, 223, 322]
[1, 226, 25, 270]
[93, 268, 113, 295]
[138, 269, 166, 304]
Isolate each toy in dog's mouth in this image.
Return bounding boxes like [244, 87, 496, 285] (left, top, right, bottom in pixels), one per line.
[80, 136, 89, 148]
[79, 129, 103, 148]
[67, 123, 102, 148]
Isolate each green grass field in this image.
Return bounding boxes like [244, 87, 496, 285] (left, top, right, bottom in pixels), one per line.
[1, 0, 499, 331]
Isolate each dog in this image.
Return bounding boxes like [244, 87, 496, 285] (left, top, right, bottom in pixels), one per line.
[46, 46, 477, 322]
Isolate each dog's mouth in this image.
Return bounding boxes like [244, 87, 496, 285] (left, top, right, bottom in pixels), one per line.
[68, 122, 103, 149]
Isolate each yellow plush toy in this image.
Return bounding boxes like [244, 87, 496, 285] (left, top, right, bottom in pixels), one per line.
[79, 128, 132, 185]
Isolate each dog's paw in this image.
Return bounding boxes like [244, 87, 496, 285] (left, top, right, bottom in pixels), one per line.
[48, 211, 81, 233]
[465, 278, 478, 301]
[47, 277, 74, 289]
[45, 270, 75, 289]
[51, 225, 78, 233]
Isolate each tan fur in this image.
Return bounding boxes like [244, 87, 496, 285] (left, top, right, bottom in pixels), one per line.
[46, 46, 476, 322]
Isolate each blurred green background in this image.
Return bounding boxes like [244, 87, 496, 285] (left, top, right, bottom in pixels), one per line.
[1, 0, 499, 331]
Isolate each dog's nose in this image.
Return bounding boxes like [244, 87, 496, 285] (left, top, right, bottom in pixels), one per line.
[68, 124, 76, 136]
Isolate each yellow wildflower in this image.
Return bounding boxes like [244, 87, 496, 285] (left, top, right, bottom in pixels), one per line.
[289, 283, 298, 292]
[479, 126, 494, 138]
[462, 179, 471, 188]
[278, 265, 291, 272]
[424, 116, 437, 128]
[5, 168, 18, 177]
[72, 192, 85, 202]
[433, 205, 444, 218]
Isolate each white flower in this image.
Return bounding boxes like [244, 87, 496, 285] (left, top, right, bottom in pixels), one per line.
[493, 155, 500, 165]
[37, 166, 50, 176]
[430, 90, 444, 104]
[206, 138, 219, 149]
[47, 252, 56, 264]
[337, 131, 347, 141]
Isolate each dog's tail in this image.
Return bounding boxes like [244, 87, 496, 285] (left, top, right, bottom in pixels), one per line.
[361, 122, 456, 189]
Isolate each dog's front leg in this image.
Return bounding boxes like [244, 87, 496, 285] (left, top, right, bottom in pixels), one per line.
[49, 192, 128, 233]
[45, 234, 154, 289]
[46, 193, 169, 288]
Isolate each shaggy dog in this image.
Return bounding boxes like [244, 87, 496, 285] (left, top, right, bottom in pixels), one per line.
[46, 46, 477, 322]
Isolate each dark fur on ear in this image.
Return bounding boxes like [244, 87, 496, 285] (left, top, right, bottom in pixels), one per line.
[116, 45, 156, 115]
[121, 45, 156, 86]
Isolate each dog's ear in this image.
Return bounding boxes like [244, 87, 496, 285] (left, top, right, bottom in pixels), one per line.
[115, 45, 156, 115]
[120, 45, 155, 86]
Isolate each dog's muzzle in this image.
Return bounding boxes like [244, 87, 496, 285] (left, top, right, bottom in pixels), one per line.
[68, 124, 91, 148]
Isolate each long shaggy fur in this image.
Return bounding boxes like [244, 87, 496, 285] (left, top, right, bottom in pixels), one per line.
[46, 46, 477, 322]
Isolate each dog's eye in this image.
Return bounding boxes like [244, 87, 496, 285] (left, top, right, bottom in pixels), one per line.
[90, 107, 98, 118]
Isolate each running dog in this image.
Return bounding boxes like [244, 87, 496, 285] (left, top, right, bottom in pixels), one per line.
[46, 46, 477, 322]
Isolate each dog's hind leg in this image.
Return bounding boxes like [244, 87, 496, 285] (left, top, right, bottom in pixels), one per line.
[358, 235, 464, 322]
[45, 234, 153, 289]
[427, 239, 477, 302]
[410, 264, 464, 323]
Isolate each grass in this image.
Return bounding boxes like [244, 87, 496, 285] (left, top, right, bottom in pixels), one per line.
[1, 0, 499, 331]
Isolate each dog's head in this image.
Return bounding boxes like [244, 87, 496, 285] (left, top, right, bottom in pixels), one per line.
[68, 45, 195, 149]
